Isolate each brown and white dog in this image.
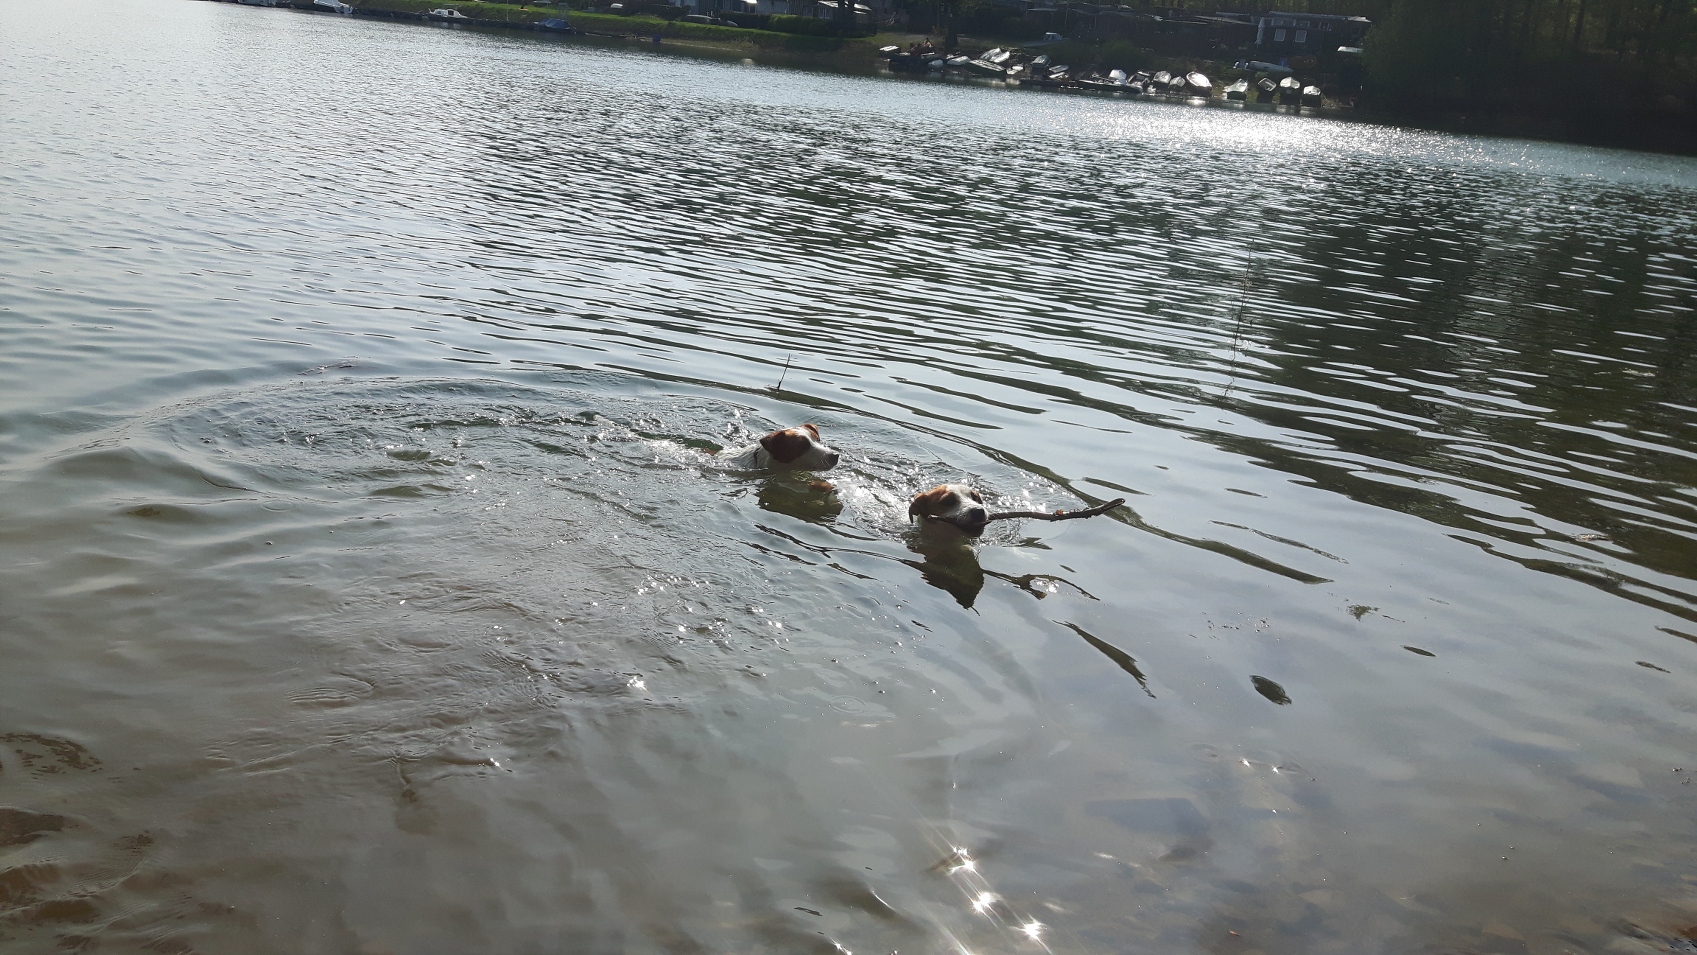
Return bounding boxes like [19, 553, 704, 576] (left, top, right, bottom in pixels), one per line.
[720, 424, 840, 471]
[909, 483, 990, 535]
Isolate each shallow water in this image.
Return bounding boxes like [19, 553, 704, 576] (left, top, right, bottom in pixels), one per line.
[3, 1, 1697, 952]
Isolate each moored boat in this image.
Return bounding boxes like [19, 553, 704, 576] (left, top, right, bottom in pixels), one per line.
[1301, 85, 1323, 107]
[1278, 75, 1301, 103]
[885, 43, 945, 73]
[1151, 70, 1172, 90]
[538, 15, 572, 30]
[965, 49, 1007, 76]
[427, 7, 470, 20]
[1185, 72, 1212, 97]
[1226, 78, 1249, 100]
[1022, 71, 1072, 90]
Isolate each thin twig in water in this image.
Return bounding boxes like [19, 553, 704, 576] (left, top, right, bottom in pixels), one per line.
[773, 353, 792, 392]
[1222, 244, 1257, 402]
[983, 498, 1126, 523]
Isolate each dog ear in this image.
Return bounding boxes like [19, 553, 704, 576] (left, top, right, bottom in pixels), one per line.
[759, 428, 809, 464]
[908, 485, 948, 521]
[800, 423, 821, 441]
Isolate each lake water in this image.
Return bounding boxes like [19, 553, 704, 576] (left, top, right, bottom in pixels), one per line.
[4, 2, 1697, 952]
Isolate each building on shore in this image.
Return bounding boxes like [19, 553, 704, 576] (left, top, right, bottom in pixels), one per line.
[1005, 5, 1370, 60]
[671, 0, 882, 22]
[1250, 11, 1372, 53]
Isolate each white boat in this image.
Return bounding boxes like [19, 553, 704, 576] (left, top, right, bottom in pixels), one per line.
[1108, 69, 1127, 86]
[313, 0, 353, 12]
[428, 7, 471, 20]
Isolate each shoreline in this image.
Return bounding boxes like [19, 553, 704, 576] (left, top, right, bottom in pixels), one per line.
[218, 0, 1697, 158]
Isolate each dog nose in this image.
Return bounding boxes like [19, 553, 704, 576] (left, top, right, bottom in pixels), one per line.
[825, 452, 840, 468]
[968, 506, 988, 523]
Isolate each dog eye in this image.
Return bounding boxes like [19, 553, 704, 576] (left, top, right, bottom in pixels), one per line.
[969, 490, 984, 503]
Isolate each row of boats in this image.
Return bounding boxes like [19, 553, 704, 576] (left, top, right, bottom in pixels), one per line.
[881, 45, 1324, 106]
[1229, 74, 1325, 106]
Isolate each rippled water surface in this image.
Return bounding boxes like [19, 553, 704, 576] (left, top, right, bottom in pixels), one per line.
[5, 1, 1697, 952]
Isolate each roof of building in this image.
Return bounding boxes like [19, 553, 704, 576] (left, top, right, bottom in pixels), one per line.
[1263, 11, 1372, 24]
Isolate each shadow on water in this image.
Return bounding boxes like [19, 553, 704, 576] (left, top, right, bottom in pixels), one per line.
[903, 521, 986, 608]
[1059, 621, 1154, 698]
[755, 472, 844, 524]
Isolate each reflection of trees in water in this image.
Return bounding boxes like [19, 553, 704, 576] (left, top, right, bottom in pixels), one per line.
[1208, 166, 1697, 620]
[1362, 0, 1697, 147]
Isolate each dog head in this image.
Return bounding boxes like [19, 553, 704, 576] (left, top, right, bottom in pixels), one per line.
[908, 483, 990, 535]
[759, 424, 839, 470]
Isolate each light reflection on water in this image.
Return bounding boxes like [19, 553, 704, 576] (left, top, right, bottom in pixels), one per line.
[3, 0, 1697, 952]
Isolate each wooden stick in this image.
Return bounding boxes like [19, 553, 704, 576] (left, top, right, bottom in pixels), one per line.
[984, 498, 1125, 523]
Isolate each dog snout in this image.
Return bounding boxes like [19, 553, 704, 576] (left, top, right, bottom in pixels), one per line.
[967, 505, 988, 524]
[825, 451, 840, 468]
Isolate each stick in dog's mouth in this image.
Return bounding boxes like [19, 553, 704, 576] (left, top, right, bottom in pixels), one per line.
[910, 484, 1125, 535]
[982, 498, 1126, 523]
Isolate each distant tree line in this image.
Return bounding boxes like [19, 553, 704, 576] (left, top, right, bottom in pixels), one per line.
[902, 0, 1694, 148]
[1166, 0, 1697, 148]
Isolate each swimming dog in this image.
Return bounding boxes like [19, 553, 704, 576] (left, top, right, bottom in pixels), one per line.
[720, 424, 840, 471]
[908, 483, 990, 535]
